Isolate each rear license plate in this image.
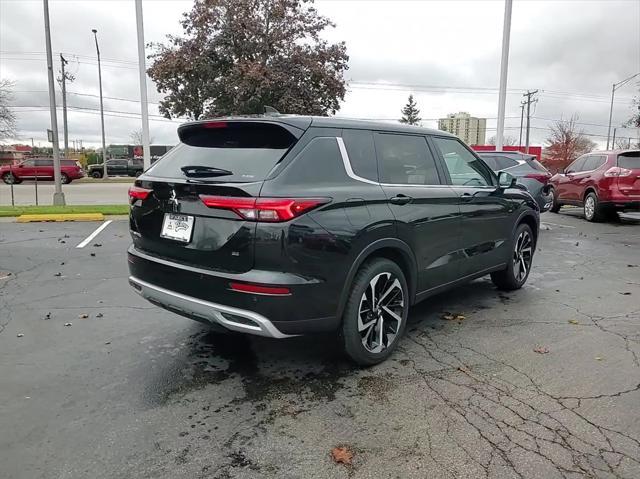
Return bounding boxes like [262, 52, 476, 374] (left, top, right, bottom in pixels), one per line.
[160, 213, 194, 243]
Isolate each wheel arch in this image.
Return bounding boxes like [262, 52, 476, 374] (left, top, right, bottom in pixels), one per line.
[515, 210, 539, 248]
[336, 238, 418, 321]
[583, 186, 597, 201]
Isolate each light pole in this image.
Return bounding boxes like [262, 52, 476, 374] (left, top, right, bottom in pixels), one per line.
[135, 0, 151, 171]
[606, 72, 640, 150]
[495, 0, 513, 151]
[43, 0, 65, 205]
[92, 28, 108, 179]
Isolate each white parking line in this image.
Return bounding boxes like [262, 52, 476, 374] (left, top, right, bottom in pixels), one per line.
[76, 220, 113, 248]
[541, 222, 576, 229]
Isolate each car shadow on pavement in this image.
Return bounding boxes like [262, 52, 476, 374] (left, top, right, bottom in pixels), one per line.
[140, 278, 502, 410]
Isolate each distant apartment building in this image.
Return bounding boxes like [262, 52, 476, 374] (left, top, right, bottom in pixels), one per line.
[438, 112, 487, 145]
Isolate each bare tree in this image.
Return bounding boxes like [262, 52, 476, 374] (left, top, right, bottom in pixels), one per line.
[0, 79, 17, 141]
[545, 115, 596, 170]
[129, 128, 154, 145]
[488, 135, 517, 146]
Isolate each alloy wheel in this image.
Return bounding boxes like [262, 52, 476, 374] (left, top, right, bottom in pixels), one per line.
[512, 230, 533, 283]
[357, 272, 405, 353]
[584, 196, 595, 220]
[4, 173, 15, 184]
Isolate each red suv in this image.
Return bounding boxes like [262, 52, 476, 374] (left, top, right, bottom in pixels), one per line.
[0, 158, 85, 184]
[549, 150, 640, 221]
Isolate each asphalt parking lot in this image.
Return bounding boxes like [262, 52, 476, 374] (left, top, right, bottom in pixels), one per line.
[1, 209, 639, 479]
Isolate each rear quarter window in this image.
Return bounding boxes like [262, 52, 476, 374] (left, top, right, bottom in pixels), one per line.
[618, 152, 640, 169]
[279, 137, 347, 185]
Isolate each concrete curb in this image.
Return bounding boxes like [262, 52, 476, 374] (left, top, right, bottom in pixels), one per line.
[16, 213, 105, 223]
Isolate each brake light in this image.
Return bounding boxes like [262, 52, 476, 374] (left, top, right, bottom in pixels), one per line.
[199, 196, 330, 222]
[203, 121, 228, 129]
[128, 185, 152, 201]
[524, 172, 551, 183]
[604, 167, 632, 177]
[229, 282, 291, 296]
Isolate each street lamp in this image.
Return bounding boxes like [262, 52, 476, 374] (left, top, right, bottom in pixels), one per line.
[606, 72, 640, 150]
[91, 28, 108, 179]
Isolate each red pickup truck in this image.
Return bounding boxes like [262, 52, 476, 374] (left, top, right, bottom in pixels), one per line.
[1, 158, 85, 184]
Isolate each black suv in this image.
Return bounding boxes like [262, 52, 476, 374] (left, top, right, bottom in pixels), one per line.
[128, 117, 539, 365]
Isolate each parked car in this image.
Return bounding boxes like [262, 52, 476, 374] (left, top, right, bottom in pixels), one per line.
[88, 158, 143, 178]
[127, 117, 540, 365]
[476, 151, 552, 211]
[0, 158, 84, 184]
[549, 150, 640, 221]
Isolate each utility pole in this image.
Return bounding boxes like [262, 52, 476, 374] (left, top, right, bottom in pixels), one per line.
[135, 0, 151, 171]
[518, 101, 525, 150]
[59, 54, 69, 158]
[92, 28, 108, 179]
[495, 0, 513, 151]
[523, 90, 538, 154]
[43, 0, 65, 205]
[606, 73, 640, 150]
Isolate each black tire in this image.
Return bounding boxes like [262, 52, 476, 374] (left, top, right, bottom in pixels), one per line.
[549, 187, 561, 213]
[2, 172, 18, 185]
[60, 173, 70, 184]
[340, 258, 409, 366]
[583, 192, 605, 222]
[491, 223, 534, 291]
[91, 170, 102, 179]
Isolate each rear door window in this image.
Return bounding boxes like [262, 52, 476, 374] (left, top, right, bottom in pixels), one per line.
[582, 155, 605, 171]
[342, 129, 378, 181]
[618, 152, 640, 169]
[432, 137, 493, 186]
[35, 159, 53, 167]
[528, 158, 549, 172]
[566, 157, 586, 173]
[148, 122, 297, 183]
[375, 133, 440, 185]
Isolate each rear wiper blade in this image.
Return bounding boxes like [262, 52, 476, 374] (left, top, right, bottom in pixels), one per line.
[180, 165, 233, 177]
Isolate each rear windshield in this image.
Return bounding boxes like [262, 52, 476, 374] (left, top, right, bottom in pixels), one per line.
[618, 152, 640, 169]
[147, 122, 296, 182]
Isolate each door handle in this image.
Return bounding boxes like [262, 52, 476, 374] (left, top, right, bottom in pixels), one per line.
[389, 194, 412, 205]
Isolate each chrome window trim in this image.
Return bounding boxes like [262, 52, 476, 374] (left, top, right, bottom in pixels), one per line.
[336, 136, 450, 188]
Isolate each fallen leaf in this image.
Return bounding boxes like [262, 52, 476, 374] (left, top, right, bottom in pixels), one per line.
[43, 312, 51, 320]
[97, 300, 103, 304]
[104, 340, 111, 345]
[595, 356, 603, 361]
[442, 312, 465, 321]
[568, 319, 579, 325]
[533, 346, 549, 354]
[54, 272, 62, 277]
[78, 313, 89, 319]
[628, 264, 638, 268]
[16, 333, 24, 338]
[331, 446, 353, 465]
[90, 253, 96, 257]
[442, 313, 455, 320]
[575, 242, 579, 246]
[93, 243, 102, 247]
[64, 322, 72, 327]
[96, 313, 104, 318]
[618, 292, 631, 296]
[60, 262, 65, 266]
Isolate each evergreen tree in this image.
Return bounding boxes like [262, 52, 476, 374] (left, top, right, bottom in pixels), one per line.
[399, 94, 421, 126]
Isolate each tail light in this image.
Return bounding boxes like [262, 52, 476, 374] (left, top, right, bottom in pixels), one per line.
[128, 185, 152, 201]
[604, 167, 632, 177]
[524, 173, 552, 183]
[199, 195, 330, 222]
[229, 282, 290, 296]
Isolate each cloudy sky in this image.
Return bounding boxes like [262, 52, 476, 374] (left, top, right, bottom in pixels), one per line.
[1, 0, 639, 149]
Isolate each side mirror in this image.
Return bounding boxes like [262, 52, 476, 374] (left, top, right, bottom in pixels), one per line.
[498, 171, 517, 189]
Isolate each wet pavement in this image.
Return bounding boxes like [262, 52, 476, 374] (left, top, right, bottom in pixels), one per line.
[1, 209, 639, 478]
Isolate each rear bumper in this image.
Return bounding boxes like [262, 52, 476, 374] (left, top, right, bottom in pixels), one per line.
[129, 276, 293, 338]
[127, 245, 340, 336]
